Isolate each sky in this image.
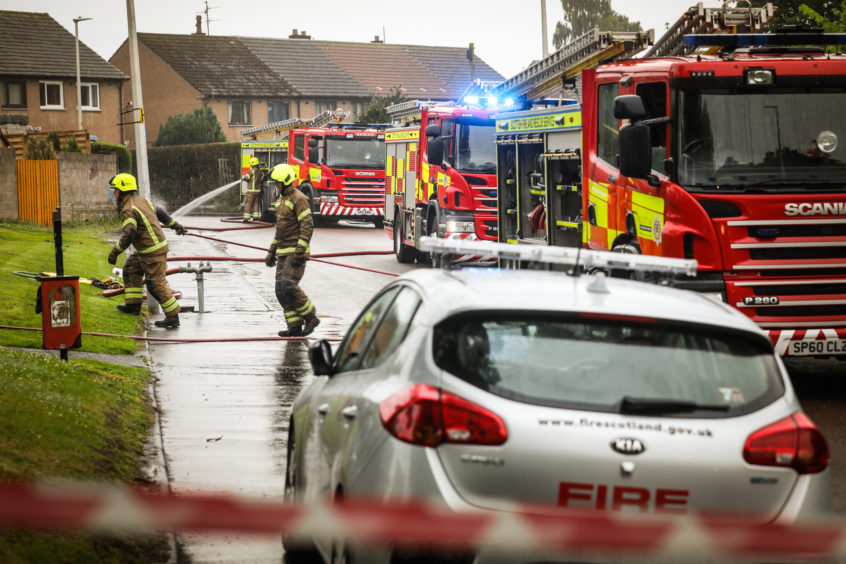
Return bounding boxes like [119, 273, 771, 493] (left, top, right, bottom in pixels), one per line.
[2, 0, 716, 78]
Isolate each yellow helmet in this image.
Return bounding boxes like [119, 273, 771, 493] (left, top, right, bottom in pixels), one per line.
[109, 173, 138, 192]
[249, 157, 260, 167]
[270, 163, 297, 186]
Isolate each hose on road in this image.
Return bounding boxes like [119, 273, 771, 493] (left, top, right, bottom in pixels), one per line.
[0, 324, 341, 343]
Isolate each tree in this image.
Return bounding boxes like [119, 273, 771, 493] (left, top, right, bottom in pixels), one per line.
[153, 107, 226, 147]
[760, 0, 842, 29]
[799, 0, 846, 32]
[354, 87, 407, 124]
[553, 0, 642, 49]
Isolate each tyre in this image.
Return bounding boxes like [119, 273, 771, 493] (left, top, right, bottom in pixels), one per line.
[393, 211, 415, 264]
[282, 427, 321, 563]
[373, 216, 384, 229]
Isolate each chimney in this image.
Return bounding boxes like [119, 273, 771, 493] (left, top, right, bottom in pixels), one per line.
[289, 29, 312, 39]
[194, 15, 203, 35]
[371, 35, 383, 43]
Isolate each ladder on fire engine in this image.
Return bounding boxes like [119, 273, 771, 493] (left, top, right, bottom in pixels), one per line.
[644, 2, 775, 58]
[239, 110, 334, 140]
[490, 28, 654, 103]
[385, 100, 454, 124]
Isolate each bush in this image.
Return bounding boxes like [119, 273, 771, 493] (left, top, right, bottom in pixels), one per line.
[147, 142, 241, 211]
[24, 137, 55, 160]
[61, 136, 82, 153]
[153, 107, 226, 147]
[92, 142, 132, 173]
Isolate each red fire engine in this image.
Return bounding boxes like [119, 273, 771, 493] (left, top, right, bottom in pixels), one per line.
[492, 3, 846, 358]
[384, 101, 499, 263]
[288, 123, 387, 227]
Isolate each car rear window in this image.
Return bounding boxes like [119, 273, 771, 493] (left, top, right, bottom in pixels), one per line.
[433, 314, 784, 417]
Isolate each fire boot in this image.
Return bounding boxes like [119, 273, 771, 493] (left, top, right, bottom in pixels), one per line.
[117, 303, 141, 315]
[278, 324, 303, 338]
[154, 315, 180, 328]
[301, 315, 320, 337]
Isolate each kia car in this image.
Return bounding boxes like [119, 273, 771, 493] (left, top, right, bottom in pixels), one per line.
[282, 258, 831, 563]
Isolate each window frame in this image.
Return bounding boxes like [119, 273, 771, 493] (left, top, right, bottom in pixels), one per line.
[267, 101, 289, 123]
[1, 79, 27, 109]
[80, 82, 100, 111]
[334, 286, 402, 374]
[596, 81, 621, 167]
[228, 100, 252, 125]
[39, 80, 64, 110]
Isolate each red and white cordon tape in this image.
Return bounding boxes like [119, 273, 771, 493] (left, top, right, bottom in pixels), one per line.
[1, 482, 845, 561]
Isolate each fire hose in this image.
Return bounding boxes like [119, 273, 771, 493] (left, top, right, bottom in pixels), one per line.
[0, 324, 341, 343]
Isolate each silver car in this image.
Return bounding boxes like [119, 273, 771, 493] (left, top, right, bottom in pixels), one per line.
[284, 262, 832, 563]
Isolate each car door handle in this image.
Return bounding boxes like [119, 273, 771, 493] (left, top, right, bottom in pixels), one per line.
[317, 403, 330, 416]
[341, 406, 358, 420]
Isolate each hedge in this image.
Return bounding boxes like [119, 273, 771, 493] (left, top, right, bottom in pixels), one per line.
[92, 142, 132, 173]
[144, 142, 242, 212]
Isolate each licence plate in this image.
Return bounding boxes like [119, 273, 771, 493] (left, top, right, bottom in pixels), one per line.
[790, 339, 846, 356]
[355, 209, 375, 216]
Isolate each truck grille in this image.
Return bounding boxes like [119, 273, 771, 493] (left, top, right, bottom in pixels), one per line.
[339, 178, 385, 206]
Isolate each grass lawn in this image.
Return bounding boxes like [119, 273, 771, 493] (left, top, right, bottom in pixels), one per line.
[0, 220, 142, 355]
[0, 220, 169, 561]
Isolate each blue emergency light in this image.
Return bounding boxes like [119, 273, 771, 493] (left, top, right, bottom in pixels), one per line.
[684, 33, 846, 48]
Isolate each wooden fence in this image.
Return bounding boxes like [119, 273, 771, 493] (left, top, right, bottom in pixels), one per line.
[16, 159, 59, 225]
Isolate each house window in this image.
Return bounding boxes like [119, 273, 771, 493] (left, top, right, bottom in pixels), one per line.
[351, 101, 366, 120]
[1, 80, 26, 108]
[268, 101, 289, 123]
[80, 83, 100, 110]
[39, 81, 64, 109]
[228, 100, 251, 125]
[316, 101, 337, 114]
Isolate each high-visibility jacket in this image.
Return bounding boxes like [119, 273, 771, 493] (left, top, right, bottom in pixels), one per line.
[269, 186, 313, 257]
[245, 167, 264, 193]
[113, 193, 176, 257]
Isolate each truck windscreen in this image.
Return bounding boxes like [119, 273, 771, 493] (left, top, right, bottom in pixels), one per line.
[324, 138, 385, 170]
[454, 123, 496, 174]
[678, 89, 846, 190]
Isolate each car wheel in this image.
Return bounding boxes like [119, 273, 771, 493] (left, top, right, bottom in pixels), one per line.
[282, 427, 321, 562]
[393, 210, 415, 264]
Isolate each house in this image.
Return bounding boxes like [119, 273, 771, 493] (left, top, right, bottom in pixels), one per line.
[109, 25, 504, 146]
[0, 10, 128, 146]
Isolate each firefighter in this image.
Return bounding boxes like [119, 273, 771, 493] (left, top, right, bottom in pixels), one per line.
[264, 163, 320, 337]
[242, 157, 265, 222]
[107, 173, 186, 328]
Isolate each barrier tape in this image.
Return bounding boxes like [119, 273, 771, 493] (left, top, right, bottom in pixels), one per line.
[0, 482, 843, 562]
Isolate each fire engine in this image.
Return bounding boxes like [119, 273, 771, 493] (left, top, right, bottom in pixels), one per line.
[492, 2, 846, 358]
[288, 123, 387, 227]
[384, 100, 499, 263]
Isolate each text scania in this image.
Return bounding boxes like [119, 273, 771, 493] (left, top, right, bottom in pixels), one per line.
[784, 202, 846, 217]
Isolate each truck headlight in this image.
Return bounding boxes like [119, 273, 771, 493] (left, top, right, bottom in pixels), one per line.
[320, 195, 339, 204]
[446, 221, 475, 233]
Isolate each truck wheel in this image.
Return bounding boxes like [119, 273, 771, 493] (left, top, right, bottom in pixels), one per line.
[422, 204, 441, 266]
[393, 211, 415, 264]
[373, 216, 384, 229]
[611, 241, 649, 281]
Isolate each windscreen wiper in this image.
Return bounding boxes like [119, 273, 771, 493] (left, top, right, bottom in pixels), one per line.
[620, 396, 730, 414]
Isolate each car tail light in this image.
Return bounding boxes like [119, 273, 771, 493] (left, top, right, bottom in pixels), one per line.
[379, 384, 507, 447]
[743, 412, 829, 474]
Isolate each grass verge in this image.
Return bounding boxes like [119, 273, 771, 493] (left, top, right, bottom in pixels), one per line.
[0, 220, 141, 355]
[0, 346, 168, 562]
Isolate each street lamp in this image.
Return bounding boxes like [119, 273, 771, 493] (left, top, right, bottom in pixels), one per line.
[73, 16, 92, 131]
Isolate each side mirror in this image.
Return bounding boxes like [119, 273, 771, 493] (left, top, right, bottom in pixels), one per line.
[427, 138, 444, 168]
[614, 95, 647, 121]
[619, 123, 653, 179]
[308, 147, 319, 163]
[307, 138, 319, 148]
[425, 124, 441, 138]
[309, 339, 334, 376]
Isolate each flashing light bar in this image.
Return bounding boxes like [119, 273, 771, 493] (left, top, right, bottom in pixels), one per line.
[419, 237, 698, 276]
[683, 33, 846, 48]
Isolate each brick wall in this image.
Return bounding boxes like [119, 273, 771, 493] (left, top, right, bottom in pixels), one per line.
[57, 152, 118, 222]
[0, 147, 17, 219]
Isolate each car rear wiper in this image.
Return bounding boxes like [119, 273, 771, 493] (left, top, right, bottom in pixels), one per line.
[619, 396, 730, 414]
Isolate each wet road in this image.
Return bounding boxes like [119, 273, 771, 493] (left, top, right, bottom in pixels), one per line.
[149, 217, 418, 562]
[148, 216, 846, 563]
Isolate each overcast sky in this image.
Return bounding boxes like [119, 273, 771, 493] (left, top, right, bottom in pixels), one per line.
[3, 0, 714, 78]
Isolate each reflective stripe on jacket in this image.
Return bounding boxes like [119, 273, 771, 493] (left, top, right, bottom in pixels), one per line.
[269, 187, 313, 256]
[115, 194, 169, 256]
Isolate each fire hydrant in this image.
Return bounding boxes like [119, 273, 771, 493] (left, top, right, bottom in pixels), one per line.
[179, 262, 213, 313]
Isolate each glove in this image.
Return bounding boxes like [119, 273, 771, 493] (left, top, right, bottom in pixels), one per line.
[173, 222, 187, 236]
[265, 252, 277, 268]
[107, 248, 119, 265]
[242, 175, 248, 181]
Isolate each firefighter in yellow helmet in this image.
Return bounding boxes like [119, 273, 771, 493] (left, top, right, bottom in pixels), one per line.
[242, 156, 266, 222]
[264, 163, 320, 337]
[107, 173, 186, 328]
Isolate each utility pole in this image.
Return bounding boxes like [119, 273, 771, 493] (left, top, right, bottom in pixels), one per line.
[125, 0, 151, 200]
[73, 16, 92, 130]
[540, 0, 549, 58]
